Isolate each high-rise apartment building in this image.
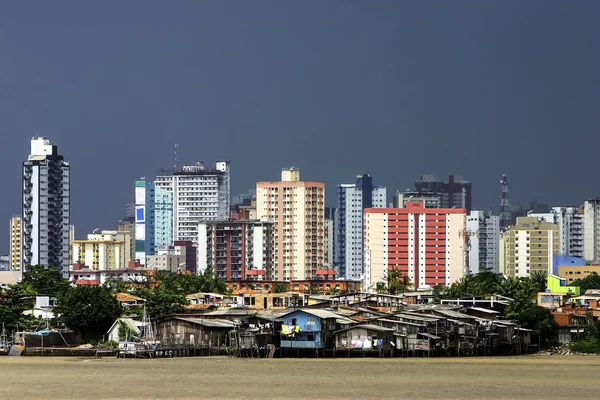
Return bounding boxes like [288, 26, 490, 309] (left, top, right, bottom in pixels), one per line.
[22, 137, 70, 277]
[364, 201, 466, 290]
[71, 230, 131, 271]
[197, 218, 275, 280]
[529, 206, 583, 258]
[135, 180, 155, 262]
[9, 216, 22, 271]
[503, 216, 559, 277]
[118, 215, 136, 263]
[415, 174, 472, 211]
[324, 207, 336, 268]
[256, 168, 325, 281]
[155, 161, 230, 244]
[336, 175, 386, 280]
[466, 211, 500, 274]
[583, 199, 600, 262]
[394, 191, 442, 209]
[134, 180, 173, 262]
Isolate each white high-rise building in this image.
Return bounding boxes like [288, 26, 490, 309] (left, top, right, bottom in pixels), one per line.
[529, 206, 583, 258]
[583, 200, 600, 262]
[336, 175, 386, 280]
[324, 207, 336, 268]
[22, 137, 70, 277]
[466, 211, 500, 274]
[155, 161, 230, 245]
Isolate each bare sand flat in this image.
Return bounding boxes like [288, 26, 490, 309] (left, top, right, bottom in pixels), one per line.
[0, 356, 598, 399]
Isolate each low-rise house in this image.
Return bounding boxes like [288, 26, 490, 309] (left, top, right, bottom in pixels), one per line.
[537, 292, 569, 309]
[115, 292, 145, 308]
[569, 289, 600, 308]
[156, 316, 235, 350]
[333, 324, 395, 356]
[106, 318, 147, 342]
[22, 296, 56, 319]
[547, 274, 580, 296]
[229, 290, 299, 309]
[279, 309, 355, 355]
[186, 292, 225, 306]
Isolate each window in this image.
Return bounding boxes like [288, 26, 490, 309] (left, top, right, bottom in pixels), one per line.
[306, 317, 316, 325]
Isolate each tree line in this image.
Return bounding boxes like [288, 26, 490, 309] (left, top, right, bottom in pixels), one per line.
[0, 265, 227, 342]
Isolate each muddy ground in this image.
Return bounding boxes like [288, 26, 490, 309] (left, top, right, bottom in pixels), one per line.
[0, 355, 597, 399]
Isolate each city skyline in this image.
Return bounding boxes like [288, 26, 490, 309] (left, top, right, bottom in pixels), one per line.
[2, 1, 600, 252]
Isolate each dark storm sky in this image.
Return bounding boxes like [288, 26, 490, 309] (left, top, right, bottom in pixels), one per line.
[1, 1, 599, 253]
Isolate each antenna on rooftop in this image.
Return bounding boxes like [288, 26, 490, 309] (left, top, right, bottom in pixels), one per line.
[174, 144, 180, 168]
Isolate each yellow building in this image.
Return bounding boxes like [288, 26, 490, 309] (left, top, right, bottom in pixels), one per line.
[504, 217, 559, 277]
[72, 230, 132, 270]
[499, 232, 506, 275]
[9, 216, 22, 271]
[558, 264, 600, 284]
[118, 219, 136, 262]
[256, 168, 325, 281]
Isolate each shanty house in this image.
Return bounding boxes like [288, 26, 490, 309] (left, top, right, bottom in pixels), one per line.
[279, 309, 354, 351]
[333, 324, 394, 355]
[156, 316, 235, 349]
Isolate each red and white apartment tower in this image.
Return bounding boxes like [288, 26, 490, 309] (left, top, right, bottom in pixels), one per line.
[364, 201, 467, 290]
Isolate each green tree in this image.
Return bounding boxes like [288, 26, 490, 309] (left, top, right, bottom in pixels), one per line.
[386, 269, 412, 295]
[272, 283, 290, 293]
[22, 265, 70, 296]
[517, 305, 558, 344]
[55, 286, 122, 342]
[102, 274, 131, 294]
[133, 287, 186, 320]
[0, 282, 38, 332]
[529, 270, 548, 293]
[497, 276, 523, 299]
[118, 320, 138, 340]
[432, 285, 447, 303]
[505, 290, 536, 320]
[571, 272, 600, 293]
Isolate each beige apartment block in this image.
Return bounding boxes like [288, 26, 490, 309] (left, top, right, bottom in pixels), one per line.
[558, 264, 600, 284]
[71, 230, 131, 270]
[9, 216, 22, 271]
[256, 168, 325, 281]
[503, 217, 559, 277]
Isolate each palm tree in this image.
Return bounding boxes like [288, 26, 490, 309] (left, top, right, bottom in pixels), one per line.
[529, 270, 548, 293]
[497, 276, 522, 299]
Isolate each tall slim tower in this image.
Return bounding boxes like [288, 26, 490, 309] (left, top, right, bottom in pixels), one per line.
[499, 174, 512, 231]
[22, 137, 70, 277]
[9, 216, 23, 271]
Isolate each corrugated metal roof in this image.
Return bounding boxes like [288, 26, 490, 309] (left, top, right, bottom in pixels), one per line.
[173, 317, 235, 328]
[431, 309, 474, 319]
[281, 308, 342, 320]
[394, 313, 440, 322]
[418, 332, 442, 340]
[377, 318, 425, 327]
[468, 307, 500, 314]
[334, 324, 395, 334]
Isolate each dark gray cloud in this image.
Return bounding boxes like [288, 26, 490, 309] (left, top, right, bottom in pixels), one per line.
[1, 1, 599, 253]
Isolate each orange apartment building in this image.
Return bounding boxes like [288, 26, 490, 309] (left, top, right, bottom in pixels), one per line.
[364, 201, 467, 290]
[256, 168, 326, 281]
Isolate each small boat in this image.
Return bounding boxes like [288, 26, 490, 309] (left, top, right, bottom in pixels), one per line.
[117, 306, 158, 358]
